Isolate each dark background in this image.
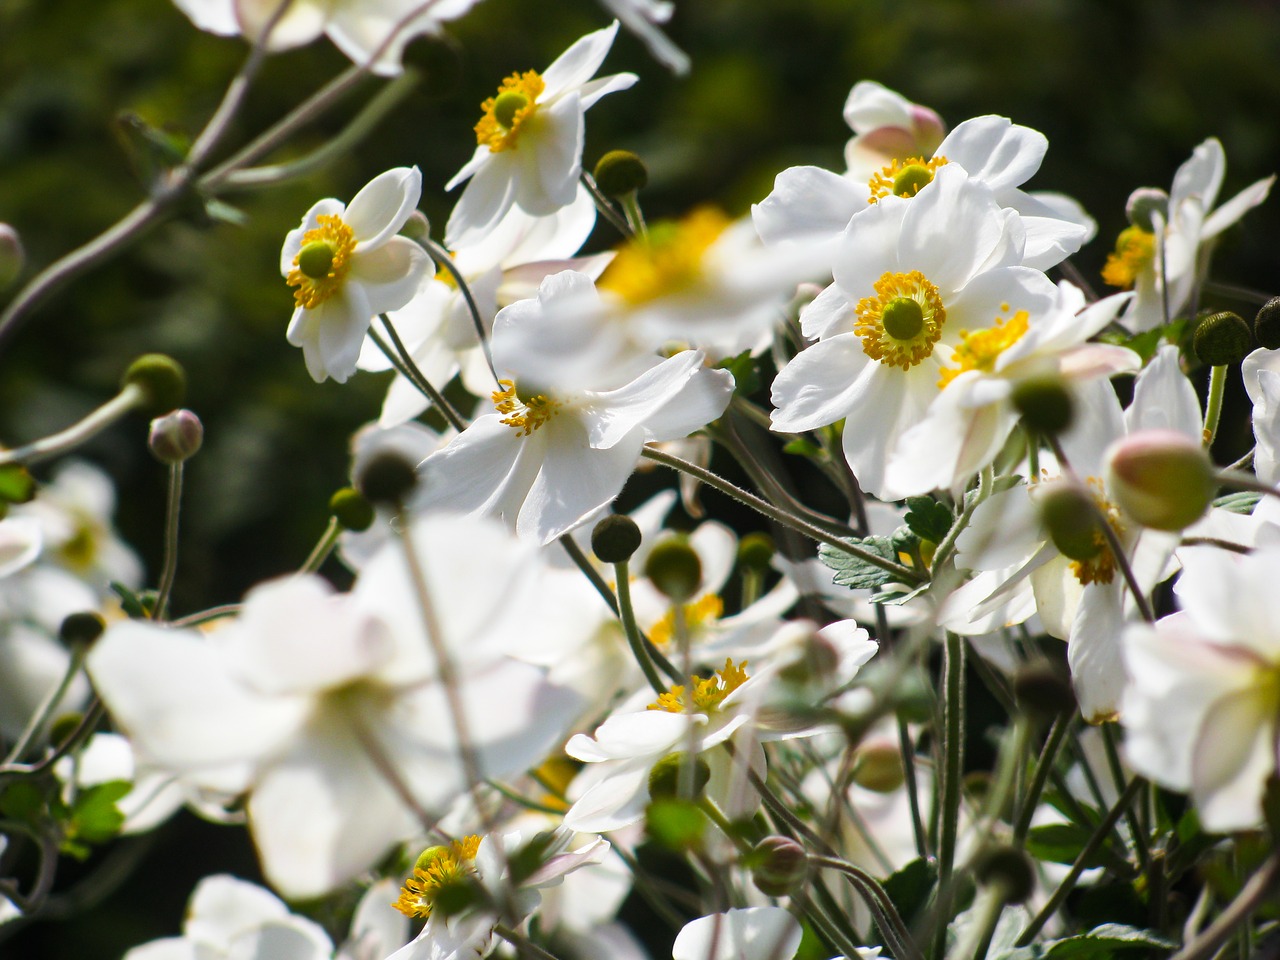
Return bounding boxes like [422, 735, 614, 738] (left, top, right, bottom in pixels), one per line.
[2, 0, 1278, 955]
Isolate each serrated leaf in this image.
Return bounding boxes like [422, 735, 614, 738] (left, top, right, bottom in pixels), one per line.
[1044, 925, 1177, 960]
[904, 496, 953, 543]
[818, 536, 899, 590]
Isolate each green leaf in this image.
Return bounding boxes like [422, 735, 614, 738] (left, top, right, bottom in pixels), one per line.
[716, 351, 761, 397]
[993, 924, 1175, 960]
[904, 496, 953, 543]
[0, 465, 35, 504]
[68, 780, 131, 844]
[881, 857, 937, 927]
[645, 798, 705, 851]
[1212, 491, 1261, 514]
[818, 536, 900, 590]
[782, 438, 822, 458]
[1024, 823, 1111, 868]
[0, 779, 49, 825]
[110, 582, 156, 619]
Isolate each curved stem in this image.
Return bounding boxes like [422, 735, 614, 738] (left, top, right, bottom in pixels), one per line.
[579, 173, 633, 238]
[0, 385, 144, 467]
[373, 315, 467, 432]
[932, 464, 993, 574]
[418, 235, 499, 385]
[299, 516, 341, 574]
[613, 560, 668, 695]
[1168, 854, 1280, 960]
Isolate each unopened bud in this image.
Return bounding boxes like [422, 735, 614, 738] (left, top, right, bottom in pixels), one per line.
[1255, 297, 1280, 350]
[1194, 311, 1252, 366]
[1037, 483, 1105, 562]
[593, 150, 648, 198]
[749, 836, 808, 897]
[777, 631, 840, 686]
[737, 532, 775, 571]
[59, 611, 106, 645]
[644, 538, 702, 602]
[356, 450, 419, 506]
[122, 354, 187, 414]
[1013, 657, 1076, 720]
[850, 740, 905, 793]
[591, 514, 642, 564]
[413, 844, 451, 872]
[0, 223, 24, 289]
[973, 845, 1036, 904]
[648, 752, 711, 799]
[148, 409, 203, 463]
[1125, 187, 1169, 231]
[1106, 429, 1216, 531]
[1011, 373, 1074, 435]
[400, 210, 431, 242]
[329, 487, 375, 532]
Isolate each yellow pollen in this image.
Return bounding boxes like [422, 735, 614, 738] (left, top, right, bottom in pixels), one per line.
[1101, 225, 1155, 290]
[649, 594, 725, 647]
[475, 71, 545, 152]
[286, 215, 356, 310]
[392, 835, 483, 919]
[598, 207, 730, 306]
[937, 310, 1030, 389]
[867, 156, 949, 202]
[648, 658, 749, 714]
[854, 270, 947, 369]
[492, 379, 561, 436]
[1068, 477, 1125, 587]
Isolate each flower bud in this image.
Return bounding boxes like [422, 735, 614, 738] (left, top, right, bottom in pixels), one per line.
[1255, 297, 1280, 350]
[148, 409, 203, 464]
[1013, 657, 1076, 721]
[356, 450, 419, 506]
[644, 538, 702, 602]
[593, 150, 649, 198]
[1106, 429, 1216, 531]
[122, 354, 187, 414]
[1193, 310, 1252, 366]
[59, 611, 105, 645]
[400, 210, 431, 242]
[737, 532, 775, 571]
[648, 752, 711, 799]
[1037, 483, 1104, 562]
[329, 487, 375, 532]
[1011, 373, 1074, 435]
[591, 514, 642, 564]
[850, 740, 905, 793]
[0, 223, 24, 289]
[973, 845, 1036, 905]
[777, 630, 840, 687]
[0, 465, 35, 505]
[1124, 187, 1169, 231]
[749, 836, 808, 897]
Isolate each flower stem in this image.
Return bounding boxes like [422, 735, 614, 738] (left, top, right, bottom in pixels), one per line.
[1012, 714, 1073, 845]
[931, 630, 967, 960]
[153, 461, 184, 620]
[579, 173, 633, 237]
[0, 384, 145, 467]
[373, 314, 468, 431]
[299, 516, 341, 574]
[1203, 364, 1227, 447]
[418, 235, 499, 384]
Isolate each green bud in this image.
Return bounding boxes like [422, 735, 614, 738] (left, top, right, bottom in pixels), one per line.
[644, 538, 702, 602]
[973, 845, 1036, 904]
[648, 752, 711, 799]
[356, 451, 419, 506]
[1012, 657, 1077, 720]
[1011, 373, 1074, 435]
[148, 409, 203, 464]
[0, 223, 24, 289]
[881, 296, 924, 340]
[1193, 310, 1252, 366]
[400, 210, 431, 242]
[60, 611, 106, 645]
[593, 150, 649, 198]
[1037, 483, 1104, 562]
[296, 241, 335, 280]
[1125, 187, 1169, 231]
[777, 631, 840, 687]
[850, 741, 906, 793]
[1255, 297, 1280, 350]
[0, 465, 35, 505]
[749, 836, 808, 897]
[1106, 429, 1216, 531]
[737, 532, 775, 571]
[122, 354, 187, 414]
[413, 844, 451, 872]
[329, 487, 375, 532]
[591, 514, 642, 564]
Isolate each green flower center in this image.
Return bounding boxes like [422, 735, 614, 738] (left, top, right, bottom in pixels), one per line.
[881, 296, 925, 340]
[296, 241, 336, 280]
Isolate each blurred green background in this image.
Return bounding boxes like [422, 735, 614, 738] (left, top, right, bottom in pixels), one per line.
[2, 0, 1278, 954]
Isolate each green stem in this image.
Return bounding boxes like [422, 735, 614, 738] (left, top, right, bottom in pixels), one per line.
[418, 235, 498, 384]
[1203, 364, 1227, 448]
[808, 854, 926, 960]
[619, 192, 648, 241]
[153, 461, 184, 620]
[932, 464, 993, 574]
[933, 631, 967, 960]
[2, 643, 88, 765]
[1101, 722, 1148, 869]
[613, 560, 667, 695]
[899, 717, 930, 860]
[299, 516, 341, 574]
[376, 314, 468, 431]
[0, 384, 145, 467]
[579, 173, 633, 237]
[1012, 715, 1073, 845]
[1169, 853, 1280, 960]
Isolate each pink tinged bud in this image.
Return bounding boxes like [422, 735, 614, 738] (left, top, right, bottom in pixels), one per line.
[0, 224, 24, 289]
[910, 105, 947, 156]
[148, 409, 204, 463]
[1106, 429, 1216, 531]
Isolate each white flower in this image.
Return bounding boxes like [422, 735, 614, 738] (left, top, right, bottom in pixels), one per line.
[281, 167, 431, 383]
[121, 874, 333, 960]
[841, 81, 946, 183]
[1122, 545, 1280, 832]
[1103, 138, 1273, 332]
[1243, 346, 1280, 486]
[171, 0, 481, 75]
[418, 271, 735, 544]
[598, 0, 690, 74]
[446, 22, 638, 246]
[769, 165, 1058, 500]
[673, 907, 803, 960]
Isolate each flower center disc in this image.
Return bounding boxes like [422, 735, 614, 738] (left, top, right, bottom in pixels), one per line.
[854, 270, 946, 369]
[287, 214, 356, 309]
[599, 207, 730, 306]
[492, 379, 561, 435]
[937, 309, 1030, 389]
[1101, 225, 1156, 290]
[475, 71, 545, 152]
[867, 155, 949, 202]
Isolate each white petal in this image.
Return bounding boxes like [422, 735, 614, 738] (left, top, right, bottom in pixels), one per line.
[446, 151, 520, 248]
[521, 418, 641, 543]
[935, 116, 1047, 194]
[346, 167, 423, 248]
[672, 907, 803, 960]
[352, 237, 432, 314]
[1190, 690, 1277, 832]
[1202, 175, 1275, 239]
[769, 334, 873, 433]
[752, 166, 863, 247]
[540, 21, 621, 101]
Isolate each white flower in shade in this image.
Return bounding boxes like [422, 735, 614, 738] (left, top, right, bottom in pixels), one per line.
[673, 907, 803, 960]
[171, 0, 481, 75]
[0, 516, 39, 581]
[361, 184, 611, 426]
[1122, 545, 1280, 832]
[1102, 138, 1273, 332]
[1243, 346, 1280, 486]
[599, 0, 689, 74]
[769, 165, 1058, 501]
[282, 167, 432, 383]
[886, 283, 1138, 497]
[418, 271, 735, 545]
[446, 22, 638, 246]
[121, 874, 332, 960]
[88, 514, 586, 898]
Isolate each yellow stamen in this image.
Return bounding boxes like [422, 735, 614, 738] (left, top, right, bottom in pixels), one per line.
[854, 270, 946, 369]
[1068, 477, 1125, 586]
[598, 207, 730, 306]
[937, 310, 1030, 389]
[648, 658, 749, 714]
[867, 156, 950, 202]
[475, 71, 545, 152]
[1101, 225, 1155, 290]
[392, 835, 483, 919]
[649, 594, 724, 647]
[286, 214, 356, 310]
[492, 379, 561, 436]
